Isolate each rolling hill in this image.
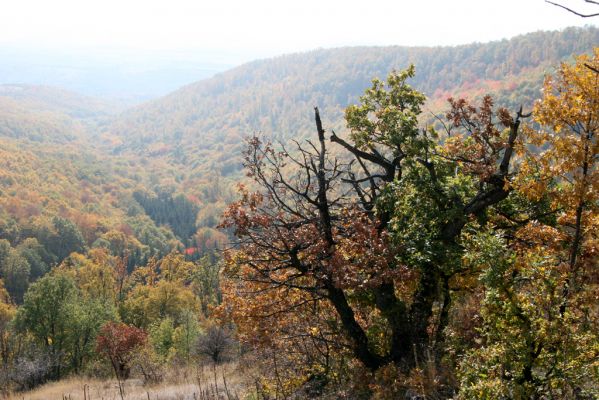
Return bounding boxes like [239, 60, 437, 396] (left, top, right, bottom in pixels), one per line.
[0, 84, 118, 143]
[106, 27, 599, 190]
[0, 27, 597, 304]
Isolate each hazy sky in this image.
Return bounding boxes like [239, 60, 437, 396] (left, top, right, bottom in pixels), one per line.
[1, 0, 597, 60]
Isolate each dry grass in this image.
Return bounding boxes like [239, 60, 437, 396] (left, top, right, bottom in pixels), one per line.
[4, 363, 247, 400]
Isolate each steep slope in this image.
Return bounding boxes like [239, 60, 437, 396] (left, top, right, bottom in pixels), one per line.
[108, 27, 599, 182]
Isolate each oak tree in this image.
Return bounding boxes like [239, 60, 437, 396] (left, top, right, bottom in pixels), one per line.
[220, 66, 529, 393]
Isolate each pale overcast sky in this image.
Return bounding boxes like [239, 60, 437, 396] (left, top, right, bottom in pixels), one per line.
[0, 0, 596, 58]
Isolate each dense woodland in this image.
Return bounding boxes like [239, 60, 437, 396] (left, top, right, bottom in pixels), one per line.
[108, 27, 599, 172]
[0, 27, 597, 399]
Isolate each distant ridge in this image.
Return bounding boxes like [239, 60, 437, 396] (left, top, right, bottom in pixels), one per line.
[0, 84, 120, 143]
[107, 27, 598, 181]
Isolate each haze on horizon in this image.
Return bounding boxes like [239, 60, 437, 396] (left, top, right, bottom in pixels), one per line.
[2, 0, 597, 59]
[0, 0, 596, 102]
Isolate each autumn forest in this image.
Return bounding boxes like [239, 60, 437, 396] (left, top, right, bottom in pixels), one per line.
[0, 25, 597, 399]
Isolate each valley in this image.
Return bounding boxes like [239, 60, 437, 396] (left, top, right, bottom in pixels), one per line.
[0, 26, 597, 399]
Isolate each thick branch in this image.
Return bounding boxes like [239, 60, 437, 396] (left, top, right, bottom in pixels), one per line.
[330, 131, 395, 174]
[314, 107, 383, 370]
[326, 282, 384, 370]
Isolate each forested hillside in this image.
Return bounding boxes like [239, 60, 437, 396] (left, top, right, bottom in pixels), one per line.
[0, 85, 117, 142]
[0, 85, 116, 118]
[108, 27, 598, 178]
[1, 25, 595, 313]
[0, 137, 199, 301]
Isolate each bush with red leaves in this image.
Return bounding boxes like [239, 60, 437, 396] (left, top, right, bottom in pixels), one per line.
[96, 321, 147, 380]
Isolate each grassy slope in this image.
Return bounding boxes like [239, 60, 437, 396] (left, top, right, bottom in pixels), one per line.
[5, 363, 247, 400]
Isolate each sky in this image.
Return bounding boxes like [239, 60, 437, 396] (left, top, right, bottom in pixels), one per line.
[0, 0, 597, 62]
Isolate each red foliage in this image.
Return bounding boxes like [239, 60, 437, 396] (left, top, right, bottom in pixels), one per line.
[444, 95, 513, 181]
[185, 247, 197, 255]
[96, 321, 147, 379]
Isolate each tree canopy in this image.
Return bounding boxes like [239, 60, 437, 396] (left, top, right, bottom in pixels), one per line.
[219, 51, 598, 397]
